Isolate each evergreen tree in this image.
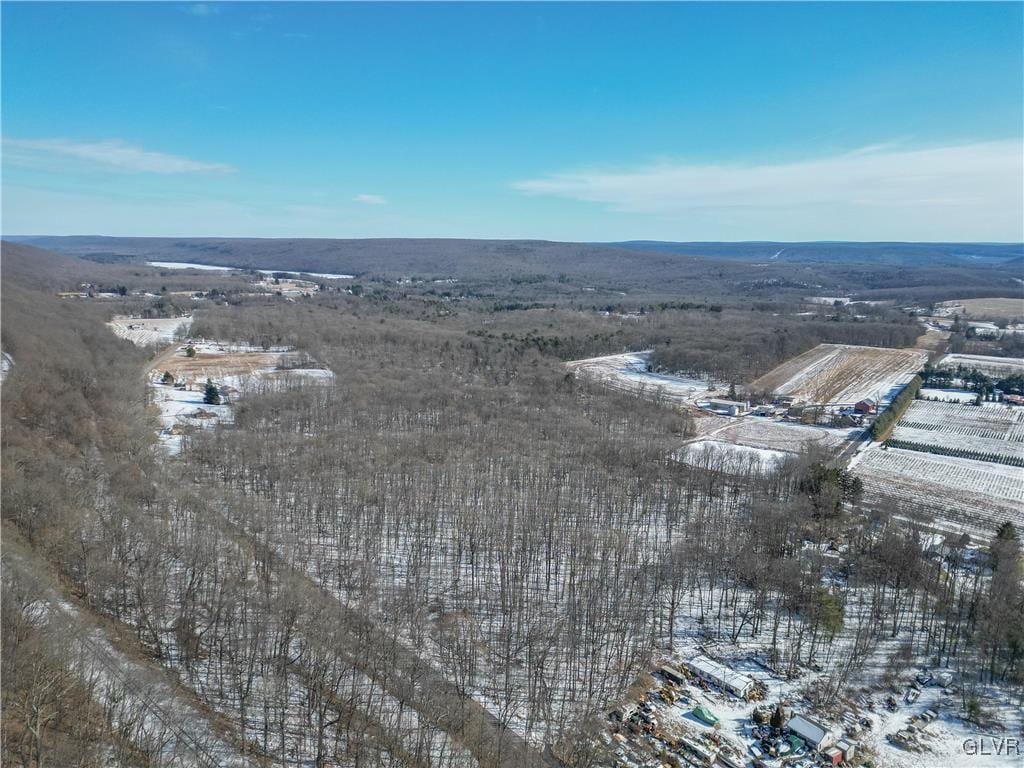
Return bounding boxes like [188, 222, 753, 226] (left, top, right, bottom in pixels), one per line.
[203, 379, 221, 405]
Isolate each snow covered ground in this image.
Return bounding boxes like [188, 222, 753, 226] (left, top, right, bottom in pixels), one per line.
[147, 260, 235, 271]
[899, 401, 1024, 442]
[853, 447, 1023, 539]
[940, 354, 1024, 378]
[1, 351, 13, 382]
[715, 417, 857, 453]
[566, 351, 720, 406]
[257, 268, 353, 280]
[919, 387, 979, 403]
[108, 315, 193, 347]
[149, 341, 334, 454]
[677, 440, 791, 472]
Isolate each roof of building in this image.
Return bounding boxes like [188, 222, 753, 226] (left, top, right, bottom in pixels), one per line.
[787, 713, 832, 745]
[684, 654, 754, 693]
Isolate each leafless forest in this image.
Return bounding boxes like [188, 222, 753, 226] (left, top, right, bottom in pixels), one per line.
[2, 240, 1022, 767]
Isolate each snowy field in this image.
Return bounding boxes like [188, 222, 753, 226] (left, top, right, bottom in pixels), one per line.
[919, 387, 978, 403]
[853, 447, 1024, 539]
[898, 400, 1024, 442]
[749, 344, 926, 406]
[257, 268, 353, 280]
[108, 315, 193, 347]
[677, 440, 791, 472]
[567, 351, 719, 406]
[147, 260, 235, 271]
[934, 298, 1024, 320]
[715, 418, 857, 454]
[939, 353, 1024, 378]
[145, 261, 353, 279]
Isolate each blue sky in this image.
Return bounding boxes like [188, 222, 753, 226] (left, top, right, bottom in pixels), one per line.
[2, 2, 1022, 241]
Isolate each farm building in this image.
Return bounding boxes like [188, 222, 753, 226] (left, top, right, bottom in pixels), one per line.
[706, 399, 750, 416]
[787, 713, 835, 751]
[854, 398, 877, 414]
[683, 655, 755, 698]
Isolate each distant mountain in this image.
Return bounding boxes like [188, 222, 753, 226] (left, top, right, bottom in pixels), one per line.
[605, 241, 1024, 267]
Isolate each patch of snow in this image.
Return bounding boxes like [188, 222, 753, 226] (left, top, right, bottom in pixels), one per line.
[147, 261, 235, 271]
[919, 388, 979, 403]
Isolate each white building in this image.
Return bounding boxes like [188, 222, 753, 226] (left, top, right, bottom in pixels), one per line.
[787, 713, 835, 751]
[706, 399, 750, 416]
[683, 655, 755, 698]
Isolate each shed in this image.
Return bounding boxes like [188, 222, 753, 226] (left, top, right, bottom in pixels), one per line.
[836, 738, 856, 760]
[824, 746, 843, 765]
[684, 655, 755, 699]
[787, 713, 835, 751]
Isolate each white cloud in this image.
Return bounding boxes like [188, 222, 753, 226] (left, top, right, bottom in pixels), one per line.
[2, 137, 234, 174]
[353, 193, 387, 205]
[513, 140, 1024, 241]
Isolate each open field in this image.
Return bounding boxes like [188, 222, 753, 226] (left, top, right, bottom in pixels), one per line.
[919, 387, 976, 403]
[108, 315, 192, 346]
[748, 343, 926, 406]
[677, 440, 790, 472]
[935, 297, 1024, 320]
[675, 410, 856, 473]
[714, 417, 856, 453]
[567, 351, 719, 405]
[155, 341, 300, 384]
[853, 447, 1024, 539]
[939, 353, 1024, 377]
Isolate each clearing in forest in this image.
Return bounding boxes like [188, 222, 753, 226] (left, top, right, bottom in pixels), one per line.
[939, 353, 1024, 378]
[748, 343, 926, 406]
[935, 297, 1024, 320]
[566, 351, 719, 406]
[108, 315, 193, 347]
[149, 341, 333, 454]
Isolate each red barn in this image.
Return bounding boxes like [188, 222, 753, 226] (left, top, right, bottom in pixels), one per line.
[854, 398, 877, 415]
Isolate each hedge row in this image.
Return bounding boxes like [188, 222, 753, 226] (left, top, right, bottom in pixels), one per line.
[870, 374, 923, 441]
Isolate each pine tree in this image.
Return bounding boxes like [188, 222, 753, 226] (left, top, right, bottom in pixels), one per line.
[203, 379, 221, 405]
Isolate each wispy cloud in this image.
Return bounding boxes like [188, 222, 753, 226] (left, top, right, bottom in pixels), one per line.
[353, 193, 387, 205]
[188, 3, 218, 17]
[513, 140, 1023, 240]
[3, 137, 235, 174]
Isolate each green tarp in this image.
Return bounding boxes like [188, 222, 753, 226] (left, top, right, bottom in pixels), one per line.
[693, 705, 719, 726]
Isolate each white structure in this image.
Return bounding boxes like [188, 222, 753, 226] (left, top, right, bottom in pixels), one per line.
[787, 713, 835, 751]
[706, 398, 750, 416]
[683, 655, 755, 698]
